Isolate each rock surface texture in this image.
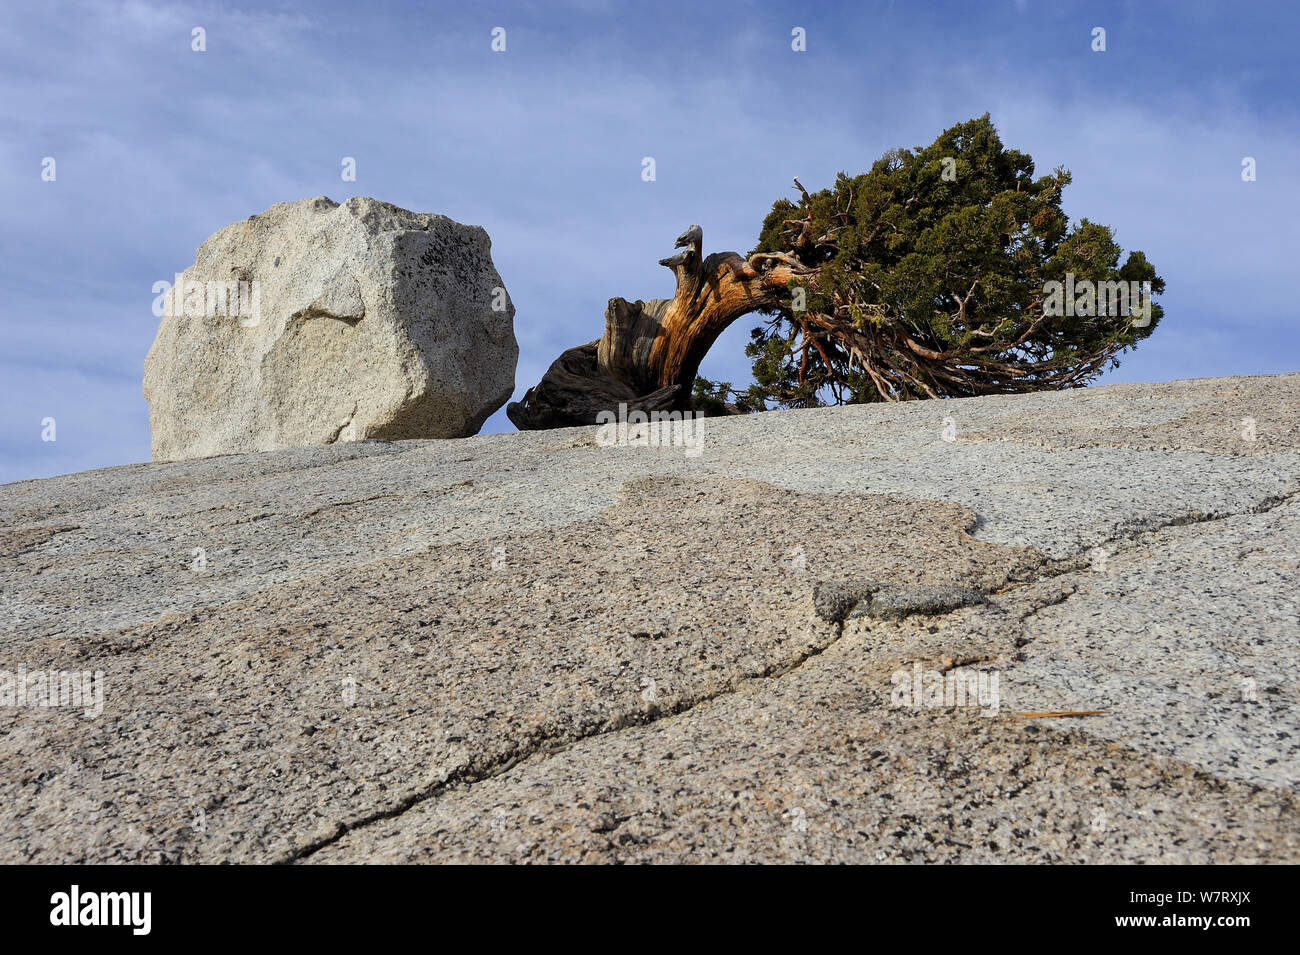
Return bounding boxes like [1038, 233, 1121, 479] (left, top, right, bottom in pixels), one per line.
[144, 196, 518, 462]
[2, 373, 1298, 863]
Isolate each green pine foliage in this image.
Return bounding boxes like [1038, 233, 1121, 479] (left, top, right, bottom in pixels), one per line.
[730, 115, 1163, 409]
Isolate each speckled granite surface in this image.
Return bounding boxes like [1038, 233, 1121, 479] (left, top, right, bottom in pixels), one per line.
[2, 373, 1297, 862]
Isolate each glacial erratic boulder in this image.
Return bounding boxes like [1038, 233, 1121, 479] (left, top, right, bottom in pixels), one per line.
[144, 196, 518, 461]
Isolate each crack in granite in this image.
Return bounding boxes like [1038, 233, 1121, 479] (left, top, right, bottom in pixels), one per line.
[281, 616, 851, 863]
[278, 482, 1300, 861]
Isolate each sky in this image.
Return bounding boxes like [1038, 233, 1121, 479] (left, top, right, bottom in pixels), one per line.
[2, 0, 1297, 484]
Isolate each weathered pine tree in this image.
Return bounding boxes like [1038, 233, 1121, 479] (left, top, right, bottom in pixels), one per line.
[508, 115, 1163, 428]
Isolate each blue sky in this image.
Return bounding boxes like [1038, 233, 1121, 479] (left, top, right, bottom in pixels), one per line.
[2, 0, 1297, 483]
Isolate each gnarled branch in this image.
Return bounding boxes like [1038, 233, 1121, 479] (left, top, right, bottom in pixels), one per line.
[507, 224, 810, 429]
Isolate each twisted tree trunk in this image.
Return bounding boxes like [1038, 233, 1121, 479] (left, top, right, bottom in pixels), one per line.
[507, 225, 808, 430]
